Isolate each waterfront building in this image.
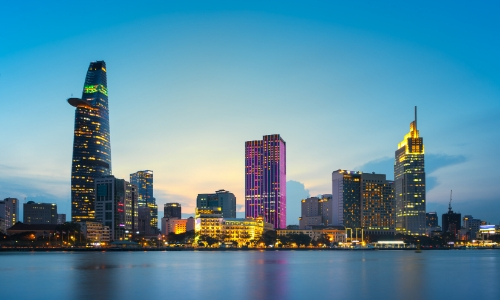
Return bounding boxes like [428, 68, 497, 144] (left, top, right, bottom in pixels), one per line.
[6, 223, 58, 238]
[0, 198, 18, 232]
[245, 134, 287, 229]
[130, 170, 158, 233]
[197, 190, 236, 218]
[478, 225, 500, 240]
[126, 182, 139, 232]
[332, 171, 394, 235]
[164, 203, 182, 219]
[442, 202, 461, 237]
[426, 212, 439, 227]
[276, 228, 346, 244]
[68, 61, 112, 222]
[222, 217, 270, 247]
[161, 217, 195, 235]
[79, 221, 111, 244]
[394, 107, 426, 235]
[94, 176, 137, 240]
[57, 214, 66, 225]
[23, 201, 57, 225]
[299, 195, 334, 229]
[195, 208, 224, 240]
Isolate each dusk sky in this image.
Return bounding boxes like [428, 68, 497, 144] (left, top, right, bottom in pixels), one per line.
[1, 1, 499, 224]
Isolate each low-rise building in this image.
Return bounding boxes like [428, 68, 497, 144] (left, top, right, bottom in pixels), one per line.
[277, 228, 346, 244]
[80, 221, 111, 244]
[161, 217, 195, 235]
[6, 223, 57, 238]
[23, 201, 57, 225]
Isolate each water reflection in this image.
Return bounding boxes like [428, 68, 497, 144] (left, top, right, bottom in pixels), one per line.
[1, 250, 499, 300]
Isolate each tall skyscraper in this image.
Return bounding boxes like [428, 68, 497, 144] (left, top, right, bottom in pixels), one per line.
[394, 107, 426, 235]
[245, 134, 286, 229]
[68, 61, 111, 222]
[130, 170, 158, 233]
[197, 190, 236, 218]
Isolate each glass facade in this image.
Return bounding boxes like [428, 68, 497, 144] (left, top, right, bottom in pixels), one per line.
[394, 107, 426, 235]
[245, 134, 286, 229]
[130, 170, 158, 231]
[69, 61, 111, 222]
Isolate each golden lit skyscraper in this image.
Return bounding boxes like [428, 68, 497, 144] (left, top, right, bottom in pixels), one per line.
[394, 107, 426, 235]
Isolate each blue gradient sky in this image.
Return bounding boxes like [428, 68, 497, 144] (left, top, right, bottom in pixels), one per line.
[1, 1, 499, 224]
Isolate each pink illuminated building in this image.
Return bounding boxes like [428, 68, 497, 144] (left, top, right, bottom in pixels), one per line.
[245, 134, 286, 229]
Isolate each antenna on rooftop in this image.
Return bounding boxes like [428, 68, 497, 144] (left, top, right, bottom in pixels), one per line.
[415, 106, 417, 130]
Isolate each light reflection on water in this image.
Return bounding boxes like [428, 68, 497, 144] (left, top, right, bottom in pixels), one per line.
[1, 250, 499, 300]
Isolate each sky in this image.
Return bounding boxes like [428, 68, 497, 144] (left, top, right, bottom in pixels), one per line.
[1, 1, 499, 225]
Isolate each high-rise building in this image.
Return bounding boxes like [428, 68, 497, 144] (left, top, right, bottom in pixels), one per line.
[442, 201, 461, 238]
[94, 176, 137, 240]
[57, 214, 67, 225]
[23, 201, 57, 225]
[332, 170, 395, 235]
[245, 134, 286, 229]
[426, 212, 439, 227]
[68, 61, 111, 222]
[463, 215, 481, 240]
[197, 190, 236, 218]
[394, 107, 426, 235]
[130, 170, 158, 232]
[0, 198, 19, 231]
[299, 195, 334, 229]
[164, 203, 182, 219]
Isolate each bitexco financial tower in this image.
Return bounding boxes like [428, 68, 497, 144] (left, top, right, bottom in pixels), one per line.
[68, 61, 112, 222]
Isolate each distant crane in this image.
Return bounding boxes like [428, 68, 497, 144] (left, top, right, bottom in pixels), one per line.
[448, 190, 453, 213]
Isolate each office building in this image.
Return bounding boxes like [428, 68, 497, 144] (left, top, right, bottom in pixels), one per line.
[426, 212, 439, 227]
[332, 171, 395, 234]
[394, 107, 426, 235]
[0, 198, 19, 232]
[68, 61, 112, 222]
[164, 203, 182, 219]
[130, 170, 158, 233]
[197, 190, 236, 218]
[94, 176, 138, 240]
[299, 195, 334, 229]
[463, 215, 481, 240]
[23, 201, 57, 225]
[245, 134, 287, 229]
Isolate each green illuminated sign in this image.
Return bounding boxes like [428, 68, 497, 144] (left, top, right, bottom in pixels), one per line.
[84, 84, 108, 96]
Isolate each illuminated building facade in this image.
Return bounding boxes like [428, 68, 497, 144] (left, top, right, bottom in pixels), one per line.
[222, 217, 269, 247]
[463, 215, 481, 240]
[161, 217, 195, 235]
[197, 190, 236, 218]
[68, 61, 111, 222]
[79, 221, 111, 244]
[394, 107, 426, 235]
[95, 176, 137, 240]
[245, 134, 286, 229]
[23, 201, 57, 225]
[0, 198, 18, 231]
[130, 170, 158, 233]
[195, 208, 223, 240]
[332, 171, 395, 234]
[164, 203, 182, 219]
[332, 170, 362, 228]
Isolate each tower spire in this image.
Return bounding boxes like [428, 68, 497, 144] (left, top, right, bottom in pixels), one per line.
[415, 106, 417, 130]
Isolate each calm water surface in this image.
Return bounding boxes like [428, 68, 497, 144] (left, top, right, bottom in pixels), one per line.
[1, 250, 499, 300]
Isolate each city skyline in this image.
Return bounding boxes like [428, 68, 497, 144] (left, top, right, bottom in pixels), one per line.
[1, 2, 499, 224]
